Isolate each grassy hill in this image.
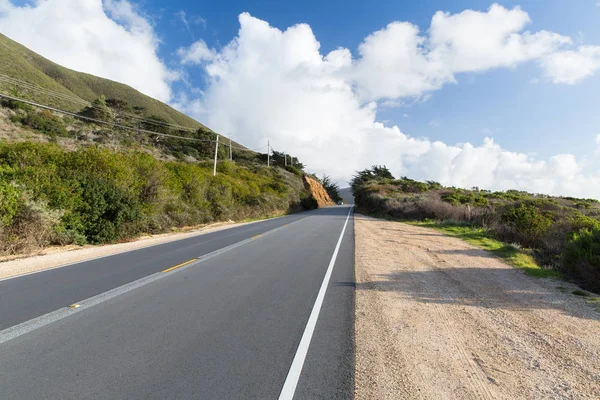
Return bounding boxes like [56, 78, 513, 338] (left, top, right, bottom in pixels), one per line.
[0, 33, 205, 130]
[351, 166, 600, 293]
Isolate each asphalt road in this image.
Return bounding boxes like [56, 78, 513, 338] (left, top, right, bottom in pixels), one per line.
[0, 205, 355, 399]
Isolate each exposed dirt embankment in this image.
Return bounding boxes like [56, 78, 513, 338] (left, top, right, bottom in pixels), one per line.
[303, 175, 334, 207]
[355, 215, 600, 400]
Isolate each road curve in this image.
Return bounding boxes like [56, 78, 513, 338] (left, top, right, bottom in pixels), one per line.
[0, 205, 355, 399]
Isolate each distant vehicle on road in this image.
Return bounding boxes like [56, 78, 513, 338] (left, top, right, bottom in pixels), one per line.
[338, 200, 343, 205]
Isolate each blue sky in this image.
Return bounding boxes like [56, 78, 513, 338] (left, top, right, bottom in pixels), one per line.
[1, 0, 600, 197]
[148, 0, 600, 160]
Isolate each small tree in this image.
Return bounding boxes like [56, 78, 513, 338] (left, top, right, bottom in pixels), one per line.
[322, 175, 343, 203]
[79, 95, 115, 123]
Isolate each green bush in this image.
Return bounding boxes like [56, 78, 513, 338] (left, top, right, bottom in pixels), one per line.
[18, 110, 68, 137]
[500, 203, 553, 247]
[0, 180, 22, 226]
[563, 228, 600, 292]
[0, 141, 306, 253]
[1, 98, 32, 111]
[79, 95, 115, 123]
[442, 191, 489, 207]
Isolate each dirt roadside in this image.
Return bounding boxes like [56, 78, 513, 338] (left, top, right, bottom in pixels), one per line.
[354, 214, 600, 400]
[0, 219, 263, 280]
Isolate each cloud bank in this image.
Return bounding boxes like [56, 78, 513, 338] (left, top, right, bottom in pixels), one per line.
[178, 6, 600, 197]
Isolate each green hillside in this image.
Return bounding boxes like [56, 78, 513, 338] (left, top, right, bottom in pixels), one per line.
[0, 32, 206, 130]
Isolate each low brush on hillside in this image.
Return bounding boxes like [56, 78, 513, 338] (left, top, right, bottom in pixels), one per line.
[0, 141, 325, 256]
[351, 166, 600, 293]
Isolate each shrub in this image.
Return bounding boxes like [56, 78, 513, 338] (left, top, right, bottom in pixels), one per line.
[19, 110, 68, 137]
[500, 203, 553, 247]
[300, 190, 318, 210]
[0, 141, 310, 255]
[1, 98, 32, 111]
[0, 181, 22, 227]
[563, 228, 600, 292]
[79, 95, 115, 123]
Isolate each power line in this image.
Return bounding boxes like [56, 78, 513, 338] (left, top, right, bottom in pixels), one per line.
[0, 74, 203, 133]
[0, 74, 279, 156]
[0, 92, 217, 143]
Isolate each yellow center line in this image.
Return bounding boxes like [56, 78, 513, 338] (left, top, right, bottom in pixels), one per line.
[162, 259, 197, 273]
[252, 234, 263, 239]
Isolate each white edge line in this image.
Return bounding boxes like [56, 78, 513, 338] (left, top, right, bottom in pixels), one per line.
[0, 216, 309, 345]
[0, 214, 298, 282]
[278, 206, 354, 400]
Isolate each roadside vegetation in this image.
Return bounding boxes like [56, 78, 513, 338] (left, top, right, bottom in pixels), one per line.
[320, 175, 343, 204]
[351, 166, 600, 293]
[0, 141, 319, 256]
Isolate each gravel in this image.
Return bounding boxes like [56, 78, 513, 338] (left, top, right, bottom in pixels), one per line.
[354, 214, 600, 400]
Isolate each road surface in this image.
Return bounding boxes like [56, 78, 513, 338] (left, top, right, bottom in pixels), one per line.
[0, 205, 355, 399]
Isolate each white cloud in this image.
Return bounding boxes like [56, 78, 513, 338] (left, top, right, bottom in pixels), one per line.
[353, 3, 571, 101]
[428, 5, 570, 73]
[178, 40, 216, 64]
[0, 0, 175, 101]
[179, 12, 600, 198]
[541, 46, 600, 84]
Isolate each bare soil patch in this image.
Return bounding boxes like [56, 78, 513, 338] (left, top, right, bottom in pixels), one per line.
[355, 215, 600, 400]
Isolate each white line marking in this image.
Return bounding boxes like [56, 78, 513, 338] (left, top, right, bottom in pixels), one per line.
[278, 206, 353, 400]
[0, 214, 295, 282]
[0, 217, 310, 345]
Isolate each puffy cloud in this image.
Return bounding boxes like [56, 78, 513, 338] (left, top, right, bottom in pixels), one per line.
[354, 4, 571, 100]
[541, 46, 600, 84]
[428, 5, 570, 73]
[178, 40, 216, 64]
[353, 21, 450, 100]
[0, 0, 175, 101]
[180, 12, 600, 198]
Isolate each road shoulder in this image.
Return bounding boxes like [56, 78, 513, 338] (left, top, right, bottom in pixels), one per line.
[354, 214, 600, 399]
[0, 219, 260, 280]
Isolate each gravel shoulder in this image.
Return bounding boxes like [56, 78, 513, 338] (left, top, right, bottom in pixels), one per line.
[0, 219, 258, 280]
[354, 214, 600, 400]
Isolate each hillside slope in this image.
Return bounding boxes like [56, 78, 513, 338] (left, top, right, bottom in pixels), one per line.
[304, 175, 334, 207]
[0, 33, 205, 130]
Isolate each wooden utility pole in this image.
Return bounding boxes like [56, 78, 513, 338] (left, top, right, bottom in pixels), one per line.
[267, 140, 270, 167]
[213, 135, 219, 176]
[229, 135, 232, 161]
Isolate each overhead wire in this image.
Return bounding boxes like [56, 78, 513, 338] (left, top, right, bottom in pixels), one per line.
[0, 74, 202, 133]
[0, 92, 274, 156]
[0, 77, 281, 158]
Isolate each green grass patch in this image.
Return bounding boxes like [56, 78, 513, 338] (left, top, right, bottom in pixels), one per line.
[409, 221, 561, 279]
[572, 289, 590, 297]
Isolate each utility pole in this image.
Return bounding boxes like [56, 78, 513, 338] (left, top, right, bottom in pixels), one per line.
[284, 151, 287, 167]
[267, 140, 270, 167]
[229, 134, 232, 161]
[213, 134, 219, 176]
